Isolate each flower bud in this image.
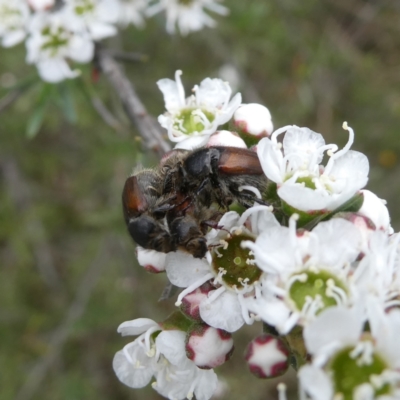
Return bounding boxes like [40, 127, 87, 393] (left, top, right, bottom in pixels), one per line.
[245, 334, 290, 378]
[136, 247, 166, 273]
[28, 0, 55, 11]
[358, 190, 393, 234]
[186, 324, 234, 369]
[333, 212, 376, 256]
[180, 282, 215, 321]
[233, 103, 274, 146]
[207, 130, 247, 148]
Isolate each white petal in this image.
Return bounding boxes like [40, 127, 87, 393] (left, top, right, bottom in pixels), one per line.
[257, 137, 284, 183]
[68, 34, 94, 63]
[117, 318, 159, 336]
[277, 183, 331, 211]
[216, 92, 242, 125]
[199, 290, 244, 332]
[195, 78, 231, 109]
[2, 30, 26, 47]
[113, 346, 154, 388]
[283, 126, 325, 168]
[368, 302, 400, 368]
[36, 58, 79, 83]
[250, 225, 296, 274]
[249, 206, 280, 235]
[165, 251, 210, 287]
[156, 330, 190, 366]
[311, 218, 361, 266]
[174, 135, 209, 150]
[88, 21, 117, 40]
[157, 77, 184, 111]
[298, 365, 333, 400]
[329, 150, 369, 193]
[246, 296, 291, 332]
[194, 369, 219, 400]
[304, 306, 364, 356]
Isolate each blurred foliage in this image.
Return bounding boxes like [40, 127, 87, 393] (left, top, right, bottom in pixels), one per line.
[1, 1, 400, 399]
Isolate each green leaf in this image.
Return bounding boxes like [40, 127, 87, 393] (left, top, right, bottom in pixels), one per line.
[26, 83, 53, 138]
[57, 81, 77, 124]
[26, 102, 47, 138]
[302, 192, 365, 231]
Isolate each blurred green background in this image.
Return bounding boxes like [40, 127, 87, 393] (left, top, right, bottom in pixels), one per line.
[1, 1, 400, 399]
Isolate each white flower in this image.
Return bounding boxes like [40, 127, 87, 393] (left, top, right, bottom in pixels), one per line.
[113, 318, 160, 389]
[353, 230, 400, 315]
[157, 70, 241, 150]
[299, 306, 400, 400]
[26, 10, 94, 83]
[113, 318, 219, 400]
[146, 0, 228, 36]
[0, 0, 30, 47]
[243, 218, 363, 333]
[154, 331, 218, 400]
[117, 0, 150, 28]
[165, 207, 278, 332]
[64, 0, 119, 40]
[257, 122, 369, 213]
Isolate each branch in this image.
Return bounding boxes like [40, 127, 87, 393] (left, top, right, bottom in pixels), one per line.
[96, 48, 171, 157]
[103, 49, 149, 63]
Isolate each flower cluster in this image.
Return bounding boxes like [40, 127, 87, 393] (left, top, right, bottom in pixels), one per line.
[116, 71, 399, 400]
[0, 0, 228, 82]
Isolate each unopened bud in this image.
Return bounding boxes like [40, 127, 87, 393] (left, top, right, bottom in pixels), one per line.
[136, 247, 166, 273]
[180, 282, 215, 321]
[358, 190, 393, 234]
[245, 334, 290, 379]
[233, 103, 274, 146]
[28, 0, 55, 11]
[186, 324, 234, 369]
[207, 130, 247, 148]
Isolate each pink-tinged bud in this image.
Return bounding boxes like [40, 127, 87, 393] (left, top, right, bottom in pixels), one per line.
[334, 212, 375, 257]
[28, 0, 55, 11]
[207, 130, 247, 148]
[186, 324, 234, 369]
[245, 334, 290, 379]
[358, 190, 393, 234]
[180, 282, 215, 321]
[136, 247, 166, 273]
[233, 103, 274, 146]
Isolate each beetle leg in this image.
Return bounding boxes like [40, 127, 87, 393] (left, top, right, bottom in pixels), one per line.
[232, 189, 269, 207]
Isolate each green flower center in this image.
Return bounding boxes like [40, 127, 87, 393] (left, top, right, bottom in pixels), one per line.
[295, 176, 316, 190]
[74, 0, 95, 15]
[173, 108, 215, 135]
[178, 0, 194, 5]
[0, 6, 21, 20]
[288, 269, 347, 314]
[40, 26, 69, 56]
[211, 232, 261, 289]
[330, 343, 391, 400]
